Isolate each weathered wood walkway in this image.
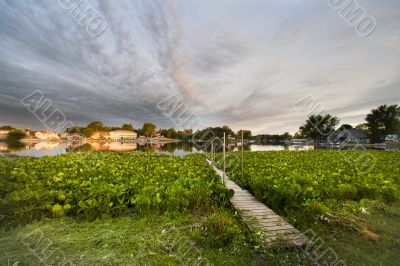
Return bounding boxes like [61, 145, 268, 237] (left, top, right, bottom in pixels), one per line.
[207, 160, 308, 246]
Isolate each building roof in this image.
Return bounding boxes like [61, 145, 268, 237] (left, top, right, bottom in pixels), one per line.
[346, 129, 367, 138]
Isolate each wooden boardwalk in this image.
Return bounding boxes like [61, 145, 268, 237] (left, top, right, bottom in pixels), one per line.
[207, 160, 308, 246]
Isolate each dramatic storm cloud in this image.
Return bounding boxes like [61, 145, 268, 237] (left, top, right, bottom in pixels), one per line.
[0, 0, 399, 133]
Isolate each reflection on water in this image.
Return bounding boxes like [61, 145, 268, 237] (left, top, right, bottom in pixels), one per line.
[5, 141, 397, 158]
[0, 140, 317, 158]
[234, 144, 314, 151]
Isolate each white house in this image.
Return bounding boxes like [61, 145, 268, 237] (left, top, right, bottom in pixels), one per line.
[109, 130, 137, 141]
[385, 134, 399, 142]
[34, 131, 60, 140]
[0, 130, 9, 139]
[90, 131, 110, 140]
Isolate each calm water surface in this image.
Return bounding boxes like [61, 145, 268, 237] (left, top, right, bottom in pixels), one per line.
[0, 141, 314, 158]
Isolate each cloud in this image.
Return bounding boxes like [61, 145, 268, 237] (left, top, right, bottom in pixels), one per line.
[0, 0, 399, 134]
[190, 32, 250, 74]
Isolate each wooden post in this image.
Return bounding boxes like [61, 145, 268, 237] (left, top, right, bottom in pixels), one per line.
[223, 132, 226, 184]
[241, 130, 244, 181]
[211, 141, 214, 165]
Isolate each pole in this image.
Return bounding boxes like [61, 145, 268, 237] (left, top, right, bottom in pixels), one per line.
[223, 132, 226, 184]
[241, 130, 244, 181]
[211, 141, 214, 165]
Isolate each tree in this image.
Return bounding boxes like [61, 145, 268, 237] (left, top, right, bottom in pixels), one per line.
[222, 126, 235, 138]
[66, 126, 85, 134]
[355, 123, 368, 131]
[142, 123, 156, 137]
[121, 123, 134, 131]
[175, 129, 192, 140]
[86, 121, 104, 132]
[338, 124, 353, 131]
[256, 133, 292, 144]
[158, 129, 168, 138]
[237, 130, 252, 139]
[281, 132, 292, 140]
[0, 125, 15, 131]
[166, 128, 177, 139]
[6, 130, 26, 141]
[293, 132, 303, 139]
[84, 128, 94, 138]
[299, 114, 339, 145]
[365, 104, 400, 143]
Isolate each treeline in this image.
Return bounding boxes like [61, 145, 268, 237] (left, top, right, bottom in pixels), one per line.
[66, 121, 134, 137]
[65, 121, 193, 139]
[296, 104, 400, 144]
[3, 104, 398, 143]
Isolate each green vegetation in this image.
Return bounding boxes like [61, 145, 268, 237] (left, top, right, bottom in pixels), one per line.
[215, 150, 400, 265]
[220, 150, 399, 212]
[0, 212, 314, 266]
[66, 121, 136, 138]
[0, 125, 16, 131]
[365, 104, 400, 143]
[0, 152, 314, 265]
[121, 123, 134, 131]
[298, 114, 339, 143]
[141, 122, 157, 137]
[6, 130, 27, 141]
[0, 153, 229, 223]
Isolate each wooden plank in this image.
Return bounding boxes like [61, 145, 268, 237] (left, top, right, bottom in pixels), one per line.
[207, 160, 308, 247]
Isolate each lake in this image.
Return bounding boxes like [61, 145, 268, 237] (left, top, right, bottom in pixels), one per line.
[0, 141, 315, 158]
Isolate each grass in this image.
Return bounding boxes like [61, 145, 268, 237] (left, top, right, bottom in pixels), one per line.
[213, 150, 400, 266]
[310, 201, 400, 266]
[4, 150, 398, 265]
[0, 210, 313, 266]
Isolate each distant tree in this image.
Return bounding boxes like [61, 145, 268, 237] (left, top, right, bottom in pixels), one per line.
[166, 128, 177, 139]
[355, 123, 368, 131]
[66, 126, 85, 134]
[281, 132, 292, 140]
[142, 123, 156, 137]
[158, 129, 168, 137]
[338, 124, 353, 131]
[237, 130, 252, 139]
[121, 123, 134, 131]
[175, 129, 192, 140]
[256, 133, 292, 144]
[84, 128, 94, 138]
[87, 121, 104, 132]
[365, 104, 400, 143]
[193, 126, 235, 140]
[6, 130, 26, 141]
[299, 114, 339, 145]
[183, 129, 193, 135]
[222, 126, 235, 138]
[293, 132, 303, 139]
[0, 125, 15, 131]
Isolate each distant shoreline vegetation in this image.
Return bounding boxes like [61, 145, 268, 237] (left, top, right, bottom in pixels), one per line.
[1, 104, 399, 145]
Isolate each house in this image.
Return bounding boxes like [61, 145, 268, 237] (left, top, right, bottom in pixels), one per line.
[66, 133, 84, 141]
[34, 131, 60, 140]
[385, 134, 399, 142]
[0, 130, 10, 139]
[90, 131, 110, 140]
[328, 129, 367, 143]
[109, 130, 137, 141]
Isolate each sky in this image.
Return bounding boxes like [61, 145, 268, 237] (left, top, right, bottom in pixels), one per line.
[0, 0, 399, 134]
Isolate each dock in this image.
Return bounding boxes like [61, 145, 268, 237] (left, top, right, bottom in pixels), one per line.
[207, 160, 308, 246]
